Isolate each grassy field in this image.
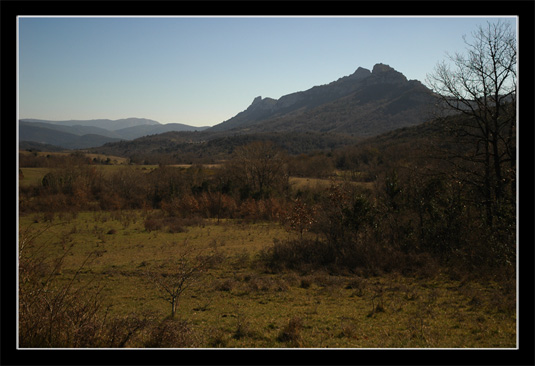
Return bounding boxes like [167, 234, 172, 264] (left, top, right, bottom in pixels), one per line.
[289, 176, 375, 191]
[18, 165, 159, 187]
[18, 210, 517, 348]
[19, 166, 374, 191]
[19, 150, 130, 163]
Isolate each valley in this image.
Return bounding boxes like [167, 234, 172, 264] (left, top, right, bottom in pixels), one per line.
[19, 64, 436, 151]
[17, 61, 518, 351]
[18, 111, 517, 349]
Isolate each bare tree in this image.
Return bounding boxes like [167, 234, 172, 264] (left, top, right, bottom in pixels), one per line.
[426, 20, 517, 227]
[147, 244, 215, 319]
[226, 141, 289, 199]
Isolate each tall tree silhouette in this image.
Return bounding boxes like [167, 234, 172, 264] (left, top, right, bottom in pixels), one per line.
[426, 20, 516, 228]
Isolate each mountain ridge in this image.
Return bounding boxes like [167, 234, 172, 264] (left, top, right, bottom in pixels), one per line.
[20, 117, 161, 131]
[19, 118, 209, 149]
[19, 63, 439, 150]
[19, 123, 123, 149]
[208, 63, 436, 135]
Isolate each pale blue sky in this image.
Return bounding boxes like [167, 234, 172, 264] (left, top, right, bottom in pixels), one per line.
[18, 16, 517, 127]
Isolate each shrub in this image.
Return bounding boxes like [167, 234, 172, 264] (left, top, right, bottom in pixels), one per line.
[18, 227, 148, 348]
[277, 316, 304, 347]
[144, 318, 200, 348]
[261, 238, 333, 273]
[233, 313, 256, 340]
[144, 218, 163, 232]
[214, 279, 235, 292]
[163, 217, 187, 233]
[207, 328, 228, 348]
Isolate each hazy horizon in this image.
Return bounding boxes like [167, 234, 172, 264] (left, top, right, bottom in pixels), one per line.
[18, 16, 517, 127]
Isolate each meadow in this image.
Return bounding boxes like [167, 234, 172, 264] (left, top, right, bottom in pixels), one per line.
[19, 208, 516, 348]
[17, 144, 517, 349]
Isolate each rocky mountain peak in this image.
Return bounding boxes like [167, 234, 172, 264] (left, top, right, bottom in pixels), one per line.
[348, 67, 372, 80]
[251, 96, 263, 106]
[368, 63, 407, 84]
[372, 63, 395, 73]
[248, 96, 277, 110]
[210, 63, 434, 133]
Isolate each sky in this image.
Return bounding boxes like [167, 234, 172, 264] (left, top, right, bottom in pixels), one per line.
[17, 16, 517, 127]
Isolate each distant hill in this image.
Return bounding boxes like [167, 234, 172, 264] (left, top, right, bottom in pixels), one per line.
[85, 63, 448, 162]
[90, 130, 362, 164]
[89, 112, 470, 166]
[20, 117, 161, 131]
[19, 121, 122, 139]
[19, 118, 209, 149]
[19, 123, 123, 149]
[209, 63, 438, 136]
[20, 64, 441, 151]
[113, 123, 210, 140]
[18, 140, 67, 152]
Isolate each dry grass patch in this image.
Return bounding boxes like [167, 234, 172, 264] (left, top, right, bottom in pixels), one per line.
[18, 211, 516, 348]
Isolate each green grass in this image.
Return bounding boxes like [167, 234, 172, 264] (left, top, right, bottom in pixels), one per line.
[18, 165, 159, 188]
[19, 167, 51, 187]
[18, 210, 517, 348]
[20, 166, 371, 190]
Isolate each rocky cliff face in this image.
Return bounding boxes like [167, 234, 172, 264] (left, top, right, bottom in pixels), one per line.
[209, 63, 437, 136]
[367, 63, 408, 85]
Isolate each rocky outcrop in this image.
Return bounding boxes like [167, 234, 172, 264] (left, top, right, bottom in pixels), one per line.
[366, 63, 408, 85]
[248, 96, 277, 111]
[209, 63, 437, 136]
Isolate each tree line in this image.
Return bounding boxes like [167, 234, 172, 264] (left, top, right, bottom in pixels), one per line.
[17, 20, 517, 349]
[19, 19, 516, 288]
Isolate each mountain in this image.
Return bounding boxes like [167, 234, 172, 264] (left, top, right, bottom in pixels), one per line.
[19, 121, 123, 139]
[20, 117, 161, 131]
[18, 141, 68, 152]
[90, 130, 361, 164]
[19, 118, 209, 149]
[19, 123, 123, 149]
[113, 123, 210, 140]
[20, 64, 439, 151]
[209, 63, 437, 136]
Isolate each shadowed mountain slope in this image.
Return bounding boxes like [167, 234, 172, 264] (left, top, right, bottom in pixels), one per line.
[209, 63, 438, 136]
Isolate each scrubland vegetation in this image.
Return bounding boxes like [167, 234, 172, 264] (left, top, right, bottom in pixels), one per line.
[17, 21, 517, 350]
[18, 132, 516, 349]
